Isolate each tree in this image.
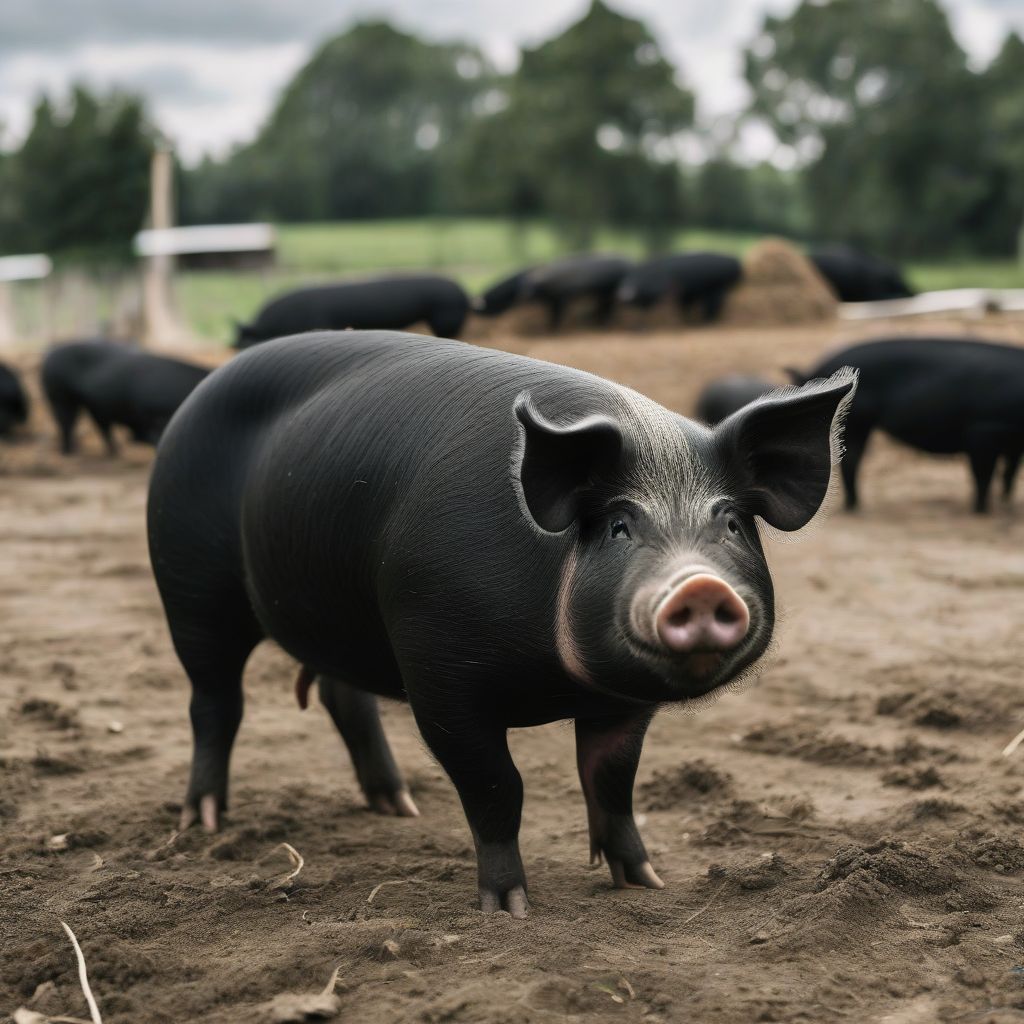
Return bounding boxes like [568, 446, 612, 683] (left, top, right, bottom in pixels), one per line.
[458, 1, 694, 248]
[2, 87, 153, 257]
[0, 148, 16, 248]
[746, 163, 812, 237]
[182, 6, 692, 243]
[980, 32, 1024, 254]
[745, 0, 1010, 257]
[693, 159, 756, 231]
[687, 158, 809, 237]
[183, 22, 492, 223]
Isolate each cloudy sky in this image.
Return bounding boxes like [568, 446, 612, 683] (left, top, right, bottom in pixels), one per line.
[2, 0, 1022, 164]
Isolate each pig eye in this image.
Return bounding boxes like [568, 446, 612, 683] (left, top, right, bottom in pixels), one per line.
[711, 500, 742, 537]
[610, 519, 631, 540]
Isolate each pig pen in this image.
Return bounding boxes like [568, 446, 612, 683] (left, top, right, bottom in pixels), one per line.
[3, 314, 1024, 1023]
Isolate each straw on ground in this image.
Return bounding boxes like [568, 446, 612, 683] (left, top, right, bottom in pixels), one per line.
[277, 842, 305, 885]
[60, 920, 102, 1024]
[1002, 724, 1024, 757]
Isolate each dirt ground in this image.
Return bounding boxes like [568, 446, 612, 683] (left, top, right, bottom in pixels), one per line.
[4, 314, 1024, 1024]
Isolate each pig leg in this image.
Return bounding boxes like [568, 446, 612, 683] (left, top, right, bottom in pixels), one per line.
[51, 399, 80, 455]
[85, 408, 118, 456]
[700, 286, 728, 323]
[413, 709, 528, 917]
[592, 288, 617, 327]
[840, 426, 871, 510]
[967, 445, 999, 514]
[170, 612, 262, 831]
[1001, 450, 1021, 503]
[317, 676, 418, 817]
[676, 293, 696, 322]
[94, 419, 118, 457]
[575, 712, 664, 891]
[545, 296, 566, 333]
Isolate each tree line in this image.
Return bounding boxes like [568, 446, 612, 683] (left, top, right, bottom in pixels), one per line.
[1, 0, 1022, 261]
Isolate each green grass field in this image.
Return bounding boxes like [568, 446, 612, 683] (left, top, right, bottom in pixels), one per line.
[173, 218, 1024, 343]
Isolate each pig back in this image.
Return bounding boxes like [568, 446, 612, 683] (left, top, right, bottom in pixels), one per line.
[234, 331, 634, 683]
[806, 337, 1024, 453]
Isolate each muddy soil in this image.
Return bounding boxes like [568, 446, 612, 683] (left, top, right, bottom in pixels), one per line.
[3, 315, 1024, 1023]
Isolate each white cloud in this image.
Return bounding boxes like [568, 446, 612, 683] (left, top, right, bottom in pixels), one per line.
[946, 0, 1018, 67]
[0, 0, 1019, 164]
[0, 40, 307, 161]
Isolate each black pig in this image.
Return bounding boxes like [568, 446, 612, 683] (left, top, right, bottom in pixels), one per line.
[0, 360, 29, 437]
[148, 331, 855, 915]
[473, 268, 535, 317]
[234, 274, 470, 347]
[42, 340, 207, 454]
[791, 336, 1024, 512]
[809, 246, 914, 303]
[524, 255, 634, 331]
[476, 256, 633, 332]
[695, 375, 776, 425]
[618, 253, 742, 323]
[77, 351, 209, 449]
[42, 340, 131, 454]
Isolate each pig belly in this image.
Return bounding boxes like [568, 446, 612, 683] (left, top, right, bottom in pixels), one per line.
[249, 581, 407, 700]
[878, 397, 966, 455]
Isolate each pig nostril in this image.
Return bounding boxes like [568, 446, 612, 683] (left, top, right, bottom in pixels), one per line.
[714, 602, 740, 625]
[667, 607, 692, 628]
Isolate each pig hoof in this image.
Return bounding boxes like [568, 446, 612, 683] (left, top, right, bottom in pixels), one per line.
[179, 794, 222, 832]
[368, 789, 420, 817]
[608, 859, 665, 890]
[479, 884, 529, 918]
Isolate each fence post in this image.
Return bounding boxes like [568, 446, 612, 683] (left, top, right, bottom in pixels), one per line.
[0, 283, 14, 348]
[142, 145, 191, 348]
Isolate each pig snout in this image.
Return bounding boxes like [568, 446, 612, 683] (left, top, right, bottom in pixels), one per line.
[654, 573, 750, 654]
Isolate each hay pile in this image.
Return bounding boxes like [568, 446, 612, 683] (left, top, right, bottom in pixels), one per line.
[721, 237, 838, 326]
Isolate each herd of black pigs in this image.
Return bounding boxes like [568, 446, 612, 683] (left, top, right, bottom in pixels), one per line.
[2, 244, 1022, 917]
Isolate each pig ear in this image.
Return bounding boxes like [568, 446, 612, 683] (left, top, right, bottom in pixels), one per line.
[715, 368, 858, 532]
[514, 394, 624, 533]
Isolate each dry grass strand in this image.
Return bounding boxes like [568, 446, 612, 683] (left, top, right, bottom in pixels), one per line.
[278, 842, 304, 884]
[60, 921, 102, 1024]
[1002, 724, 1024, 757]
